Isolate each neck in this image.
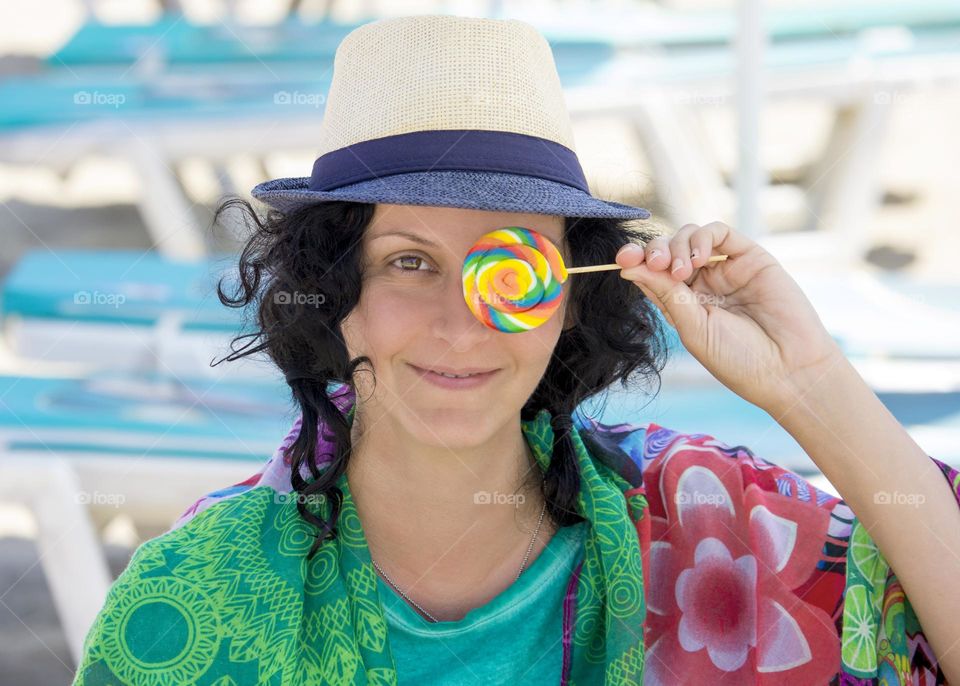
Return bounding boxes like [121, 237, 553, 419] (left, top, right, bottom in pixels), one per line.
[344, 405, 552, 613]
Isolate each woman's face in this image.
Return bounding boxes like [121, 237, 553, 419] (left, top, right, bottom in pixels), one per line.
[341, 203, 571, 446]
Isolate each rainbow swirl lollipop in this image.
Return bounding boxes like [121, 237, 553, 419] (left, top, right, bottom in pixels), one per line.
[462, 227, 731, 333]
[462, 227, 568, 333]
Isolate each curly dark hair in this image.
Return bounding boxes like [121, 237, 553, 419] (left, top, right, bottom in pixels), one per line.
[212, 197, 669, 559]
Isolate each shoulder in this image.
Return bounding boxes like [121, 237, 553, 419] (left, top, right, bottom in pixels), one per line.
[102, 485, 309, 599]
[134, 484, 315, 577]
[74, 486, 312, 684]
[572, 414, 743, 484]
[573, 415, 841, 509]
[169, 414, 335, 531]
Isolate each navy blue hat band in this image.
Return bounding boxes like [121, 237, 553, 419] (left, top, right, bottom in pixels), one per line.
[308, 129, 589, 193]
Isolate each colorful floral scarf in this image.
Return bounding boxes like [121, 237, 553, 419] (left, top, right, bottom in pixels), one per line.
[72, 383, 649, 685]
[72, 381, 960, 684]
[595, 419, 958, 685]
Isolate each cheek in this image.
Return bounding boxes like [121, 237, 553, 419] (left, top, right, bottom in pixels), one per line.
[342, 284, 430, 359]
[503, 300, 565, 373]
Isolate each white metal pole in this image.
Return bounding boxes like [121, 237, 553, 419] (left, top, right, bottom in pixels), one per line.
[735, 0, 767, 237]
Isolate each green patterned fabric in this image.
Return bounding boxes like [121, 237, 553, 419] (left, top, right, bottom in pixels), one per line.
[841, 516, 930, 682]
[72, 400, 648, 685]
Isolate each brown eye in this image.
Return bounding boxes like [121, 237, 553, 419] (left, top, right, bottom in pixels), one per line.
[391, 254, 433, 273]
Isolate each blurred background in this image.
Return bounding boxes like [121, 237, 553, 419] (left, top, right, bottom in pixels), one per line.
[1, 0, 959, 682]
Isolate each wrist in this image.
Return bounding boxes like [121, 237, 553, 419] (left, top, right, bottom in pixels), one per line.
[766, 346, 857, 430]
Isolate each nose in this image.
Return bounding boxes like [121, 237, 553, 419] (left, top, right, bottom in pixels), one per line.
[430, 272, 494, 350]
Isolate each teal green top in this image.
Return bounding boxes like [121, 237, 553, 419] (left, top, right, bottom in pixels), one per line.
[376, 521, 588, 685]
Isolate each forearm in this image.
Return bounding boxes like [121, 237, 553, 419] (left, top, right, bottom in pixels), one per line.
[773, 354, 960, 683]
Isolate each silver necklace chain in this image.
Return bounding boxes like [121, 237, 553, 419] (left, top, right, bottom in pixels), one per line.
[372, 495, 548, 624]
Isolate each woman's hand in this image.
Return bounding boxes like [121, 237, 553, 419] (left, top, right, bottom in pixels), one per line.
[616, 221, 845, 417]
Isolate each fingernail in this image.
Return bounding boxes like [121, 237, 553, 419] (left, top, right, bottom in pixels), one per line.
[617, 243, 642, 258]
[671, 258, 684, 273]
[690, 248, 700, 261]
[649, 249, 662, 260]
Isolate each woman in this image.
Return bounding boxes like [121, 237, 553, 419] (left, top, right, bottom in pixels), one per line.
[73, 14, 960, 685]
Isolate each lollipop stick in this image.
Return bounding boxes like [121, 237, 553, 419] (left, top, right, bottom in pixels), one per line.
[567, 254, 728, 274]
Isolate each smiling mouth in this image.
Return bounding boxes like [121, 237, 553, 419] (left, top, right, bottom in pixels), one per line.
[408, 364, 500, 380]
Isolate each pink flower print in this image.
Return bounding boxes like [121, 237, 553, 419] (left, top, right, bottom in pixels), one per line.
[675, 537, 758, 671]
[641, 434, 840, 685]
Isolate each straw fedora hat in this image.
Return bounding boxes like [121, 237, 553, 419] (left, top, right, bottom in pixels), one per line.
[251, 14, 651, 220]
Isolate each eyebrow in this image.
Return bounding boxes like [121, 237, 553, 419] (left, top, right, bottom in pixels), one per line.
[369, 231, 439, 247]
[370, 227, 564, 249]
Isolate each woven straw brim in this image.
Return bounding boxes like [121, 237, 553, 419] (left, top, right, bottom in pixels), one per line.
[251, 170, 651, 220]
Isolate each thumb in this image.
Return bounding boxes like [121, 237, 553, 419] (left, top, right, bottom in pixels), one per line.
[621, 263, 707, 342]
[632, 279, 676, 329]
